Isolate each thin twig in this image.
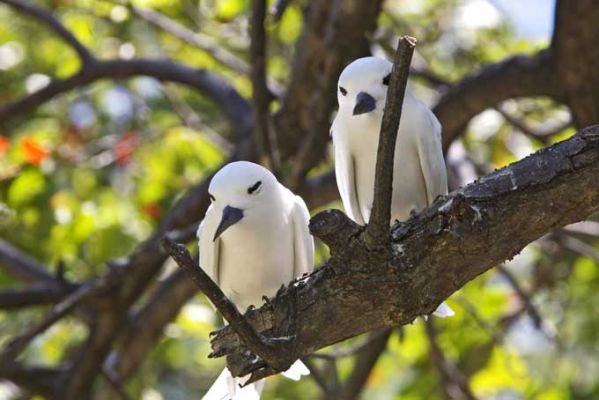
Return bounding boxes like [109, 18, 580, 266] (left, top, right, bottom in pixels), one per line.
[160, 238, 292, 374]
[365, 36, 416, 248]
[250, 0, 280, 172]
[123, 2, 249, 74]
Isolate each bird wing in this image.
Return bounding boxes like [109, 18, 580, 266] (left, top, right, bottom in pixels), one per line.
[197, 204, 221, 285]
[332, 119, 366, 225]
[415, 105, 448, 204]
[290, 195, 314, 277]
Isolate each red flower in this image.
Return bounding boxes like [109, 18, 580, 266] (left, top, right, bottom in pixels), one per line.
[0, 136, 9, 156]
[114, 131, 139, 166]
[21, 137, 49, 165]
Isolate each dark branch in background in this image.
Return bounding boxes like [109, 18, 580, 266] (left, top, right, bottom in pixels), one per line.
[279, 0, 383, 189]
[434, 50, 559, 152]
[335, 329, 392, 400]
[551, 0, 599, 127]
[0, 269, 123, 364]
[425, 320, 477, 400]
[0, 362, 67, 398]
[496, 265, 543, 329]
[0, 283, 77, 309]
[208, 126, 599, 380]
[0, 239, 57, 283]
[365, 36, 416, 248]
[0, 59, 251, 136]
[496, 105, 571, 145]
[0, 0, 93, 64]
[250, 0, 280, 171]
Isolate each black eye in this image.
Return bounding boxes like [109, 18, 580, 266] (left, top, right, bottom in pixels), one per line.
[339, 86, 347, 96]
[248, 181, 262, 194]
[382, 73, 391, 86]
[209, 193, 215, 201]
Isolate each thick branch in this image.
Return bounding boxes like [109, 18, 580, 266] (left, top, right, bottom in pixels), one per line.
[210, 125, 599, 379]
[0, 0, 93, 64]
[365, 36, 416, 247]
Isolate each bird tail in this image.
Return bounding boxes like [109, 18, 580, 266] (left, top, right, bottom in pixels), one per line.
[432, 301, 455, 318]
[281, 359, 310, 381]
[201, 368, 265, 400]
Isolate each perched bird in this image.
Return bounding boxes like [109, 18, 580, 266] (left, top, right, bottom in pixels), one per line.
[198, 161, 313, 400]
[331, 56, 454, 318]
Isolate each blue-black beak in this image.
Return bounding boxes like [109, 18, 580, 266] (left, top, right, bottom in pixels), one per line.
[353, 92, 376, 115]
[213, 206, 244, 241]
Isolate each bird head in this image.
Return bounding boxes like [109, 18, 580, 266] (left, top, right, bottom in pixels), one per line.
[337, 57, 392, 116]
[208, 161, 278, 241]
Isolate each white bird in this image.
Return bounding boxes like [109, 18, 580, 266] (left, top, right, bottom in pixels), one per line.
[331, 56, 454, 318]
[198, 161, 313, 400]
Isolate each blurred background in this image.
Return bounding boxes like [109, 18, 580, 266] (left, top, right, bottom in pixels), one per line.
[1, 0, 598, 399]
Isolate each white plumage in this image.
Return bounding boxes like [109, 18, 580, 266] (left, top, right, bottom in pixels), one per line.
[198, 161, 313, 400]
[332, 57, 454, 318]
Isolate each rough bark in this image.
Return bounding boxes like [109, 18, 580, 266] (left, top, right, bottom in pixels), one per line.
[210, 125, 599, 379]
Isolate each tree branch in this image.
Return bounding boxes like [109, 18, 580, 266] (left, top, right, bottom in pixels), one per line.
[0, 269, 123, 364]
[250, 0, 280, 171]
[0, 282, 77, 309]
[551, 0, 599, 127]
[496, 265, 543, 329]
[277, 0, 383, 188]
[161, 237, 296, 378]
[0, 362, 66, 398]
[365, 36, 416, 248]
[0, 59, 251, 136]
[0, 0, 93, 64]
[0, 239, 56, 283]
[124, 2, 249, 75]
[209, 125, 599, 380]
[335, 328, 392, 400]
[434, 50, 560, 151]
